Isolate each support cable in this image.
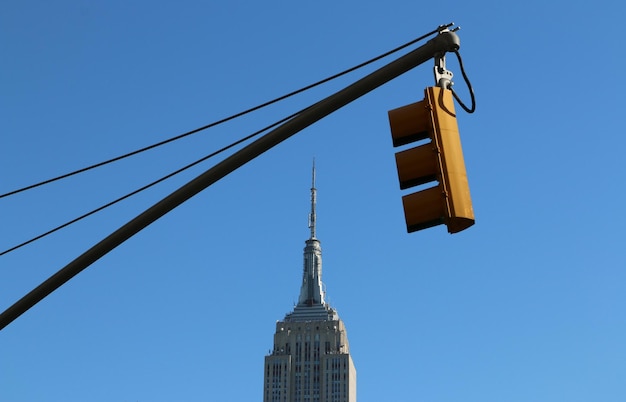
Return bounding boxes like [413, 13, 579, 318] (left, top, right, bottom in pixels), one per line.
[0, 110, 305, 257]
[0, 25, 460, 331]
[0, 25, 448, 200]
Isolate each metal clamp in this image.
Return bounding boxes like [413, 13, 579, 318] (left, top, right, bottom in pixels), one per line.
[433, 24, 460, 89]
[434, 53, 453, 89]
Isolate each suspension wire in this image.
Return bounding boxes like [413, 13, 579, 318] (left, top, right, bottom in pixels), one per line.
[0, 25, 447, 200]
[0, 109, 305, 257]
[450, 50, 476, 113]
[0, 23, 454, 256]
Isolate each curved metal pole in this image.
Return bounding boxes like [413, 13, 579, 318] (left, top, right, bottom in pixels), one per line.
[0, 30, 460, 331]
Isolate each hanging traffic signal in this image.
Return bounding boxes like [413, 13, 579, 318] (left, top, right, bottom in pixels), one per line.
[388, 86, 474, 234]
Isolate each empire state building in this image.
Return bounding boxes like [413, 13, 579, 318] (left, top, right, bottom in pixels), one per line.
[263, 166, 357, 402]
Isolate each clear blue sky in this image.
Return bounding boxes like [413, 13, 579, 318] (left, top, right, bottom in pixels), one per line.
[2, 1, 625, 401]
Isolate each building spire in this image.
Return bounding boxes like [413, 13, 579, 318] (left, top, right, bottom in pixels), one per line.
[308, 159, 317, 240]
[295, 160, 326, 309]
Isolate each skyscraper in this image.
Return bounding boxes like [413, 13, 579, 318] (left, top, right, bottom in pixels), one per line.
[263, 165, 357, 402]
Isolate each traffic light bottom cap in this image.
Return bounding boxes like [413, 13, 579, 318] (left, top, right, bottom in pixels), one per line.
[402, 186, 475, 234]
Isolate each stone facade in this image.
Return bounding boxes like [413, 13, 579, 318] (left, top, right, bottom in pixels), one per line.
[264, 319, 356, 402]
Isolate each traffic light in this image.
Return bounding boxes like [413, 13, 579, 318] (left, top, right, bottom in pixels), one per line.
[388, 86, 474, 234]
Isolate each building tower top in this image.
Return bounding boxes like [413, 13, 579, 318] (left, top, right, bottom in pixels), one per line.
[286, 162, 338, 322]
[263, 162, 356, 402]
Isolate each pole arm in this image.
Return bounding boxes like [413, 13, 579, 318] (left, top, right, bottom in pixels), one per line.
[0, 30, 460, 331]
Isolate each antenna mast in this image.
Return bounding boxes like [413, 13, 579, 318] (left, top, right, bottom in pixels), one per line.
[308, 160, 317, 239]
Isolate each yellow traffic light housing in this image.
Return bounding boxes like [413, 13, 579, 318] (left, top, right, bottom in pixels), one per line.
[389, 86, 474, 234]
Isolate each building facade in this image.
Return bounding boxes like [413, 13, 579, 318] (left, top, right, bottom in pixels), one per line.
[263, 167, 356, 402]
